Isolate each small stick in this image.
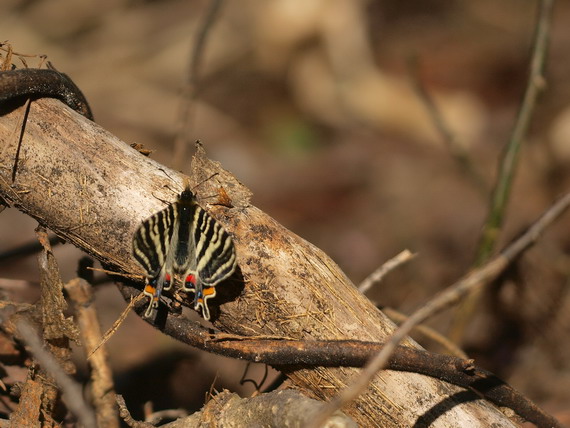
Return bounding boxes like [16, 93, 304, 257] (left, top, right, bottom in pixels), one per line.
[16, 320, 97, 428]
[88, 293, 146, 360]
[381, 307, 468, 359]
[449, 0, 555, 344]
[409, 56, 487, 194]
[172, 0, 225, 171]
[358, 249, 416, 294]
[65, 278, 120, 428]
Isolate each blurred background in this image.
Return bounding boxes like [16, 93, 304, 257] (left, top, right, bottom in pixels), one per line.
[0, 0, 569, 424]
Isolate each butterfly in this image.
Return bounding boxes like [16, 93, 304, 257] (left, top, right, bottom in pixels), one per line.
[132, 184, 237, 320]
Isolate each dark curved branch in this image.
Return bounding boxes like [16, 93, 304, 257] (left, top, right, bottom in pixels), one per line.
[0, 69, 93, 120]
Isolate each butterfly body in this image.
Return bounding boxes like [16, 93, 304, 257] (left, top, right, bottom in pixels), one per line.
[132, 186, 236, 320]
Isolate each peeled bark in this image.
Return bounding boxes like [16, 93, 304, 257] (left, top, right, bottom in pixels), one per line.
[161, 390, 357, 428]
[0, 98, 519, 427]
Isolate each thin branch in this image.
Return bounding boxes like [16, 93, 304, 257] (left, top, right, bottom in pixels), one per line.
[358, 249, 416, 294]
[11, 99, 31, 182]
[15, 320, 97, 428]
[65, 278, 119, 428]
[116, 395, 154, 428]
[381, 307, 468, 359]
[240, 362, 269, 394]
[359, 252, 467, 357]
[449, 0, 555, 343]
[172, 0, 225, 171]
[88, 293, 145, 360]
[409, 56, 488, 194]
[308, 190, 570, 428]
[360, 253, 465, 358]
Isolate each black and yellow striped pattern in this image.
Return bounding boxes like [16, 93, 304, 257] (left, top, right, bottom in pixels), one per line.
[132, 186, 236, 320]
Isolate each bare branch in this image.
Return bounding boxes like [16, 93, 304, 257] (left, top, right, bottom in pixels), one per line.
[117, 283, 560, 427]
[65, 278, 119, 428]
[409, 56, 488, 194]
[172, 0, 225, 171]
[381, 307, 468, 359]
[449, 0, 555, 343]
[358, 249, 416, 294]
[15, 320, 97, 428]
[116, 395, 154, 428]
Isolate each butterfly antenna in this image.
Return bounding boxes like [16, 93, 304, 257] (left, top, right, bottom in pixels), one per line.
[158, 167, 175, 180]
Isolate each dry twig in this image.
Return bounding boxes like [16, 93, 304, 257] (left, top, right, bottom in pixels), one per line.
[116, 395, 155, 428]
[358, 249, 416, 294]
[449, 0, 555, 343]
[16, 320, 97, 428]
[381, 307, 468, 359]
[409, 56, 487, 194]
[88, 293, 146, 360]
[65, 278, 119, 428]
[172, 0, 225, 171]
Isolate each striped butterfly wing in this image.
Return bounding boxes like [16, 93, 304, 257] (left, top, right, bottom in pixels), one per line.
[194, 205, 237, 286]
[132, 201, 177, 317]
[133, 186, 237, 320]
[182, 199, 236, 320]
